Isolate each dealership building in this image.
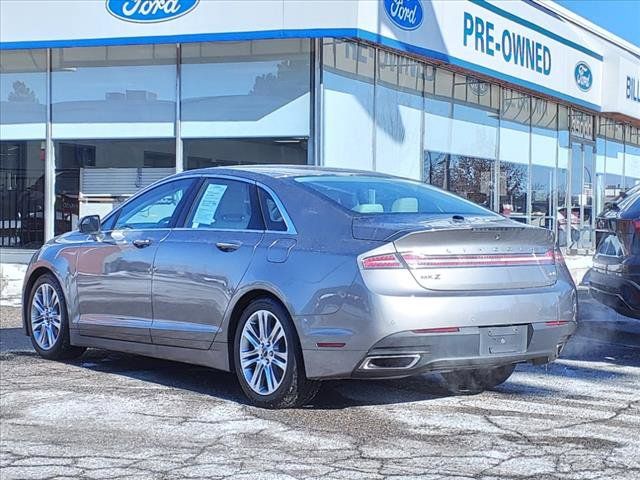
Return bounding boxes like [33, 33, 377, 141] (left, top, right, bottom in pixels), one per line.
[1, 0, 639, 260]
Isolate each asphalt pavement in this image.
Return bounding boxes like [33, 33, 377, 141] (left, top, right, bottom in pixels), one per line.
[1, 303, 639, 480]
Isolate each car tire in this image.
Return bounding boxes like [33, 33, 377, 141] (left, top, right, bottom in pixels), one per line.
[28, 274, 86, 360]
[233, 298, 320, 409]
[441, 364, 516, 395]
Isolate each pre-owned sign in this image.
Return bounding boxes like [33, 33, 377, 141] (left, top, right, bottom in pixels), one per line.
[463, 12, 552, 76]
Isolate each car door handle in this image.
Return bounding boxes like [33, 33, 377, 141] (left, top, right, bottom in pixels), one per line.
[132, 239, 152, 248]
[216, 241, 241, 252]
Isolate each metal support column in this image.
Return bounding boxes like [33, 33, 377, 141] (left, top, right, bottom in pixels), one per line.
[44, 49, 55, 242]
[311, 38, 323, 166]
[175, 43, 184, 173]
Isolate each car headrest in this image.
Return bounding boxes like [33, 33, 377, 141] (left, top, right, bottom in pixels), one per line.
[391, 197, 418, 213]
[352, 203, 384, 213]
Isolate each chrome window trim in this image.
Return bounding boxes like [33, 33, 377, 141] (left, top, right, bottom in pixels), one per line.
[171, 227, 266, 234]
[101, 173, 298, 235]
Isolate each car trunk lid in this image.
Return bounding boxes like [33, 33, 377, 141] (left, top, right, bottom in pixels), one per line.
[386, 217, 557, 291]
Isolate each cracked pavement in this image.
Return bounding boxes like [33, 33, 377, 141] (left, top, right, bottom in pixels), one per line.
[1, 305, 639, 480]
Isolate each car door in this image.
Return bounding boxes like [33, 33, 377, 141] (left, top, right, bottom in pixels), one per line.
[150, 177, 265, 349]
[75, 178, 196, 343]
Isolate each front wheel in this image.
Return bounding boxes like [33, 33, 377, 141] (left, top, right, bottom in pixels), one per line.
[28, 274, 86, 360]
[441, 364, 516, 395]
[233, 298, 320, 409]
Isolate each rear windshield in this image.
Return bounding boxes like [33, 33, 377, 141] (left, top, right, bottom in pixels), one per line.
[616, 189, 640, 212]
[295, 175, 498, 217]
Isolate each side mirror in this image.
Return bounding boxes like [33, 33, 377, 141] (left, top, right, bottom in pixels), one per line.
[79, 215, 101, 235]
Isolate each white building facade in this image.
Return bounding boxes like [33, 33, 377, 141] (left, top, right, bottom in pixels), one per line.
[1, 0, 639, 259]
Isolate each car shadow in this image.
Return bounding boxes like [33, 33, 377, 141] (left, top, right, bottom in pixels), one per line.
[2, 324, 637, 410]
[0, 327, 33, 353]
[44, 348, 567, 409]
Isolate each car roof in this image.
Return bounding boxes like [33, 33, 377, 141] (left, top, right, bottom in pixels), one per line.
[178, 164, 394, 181]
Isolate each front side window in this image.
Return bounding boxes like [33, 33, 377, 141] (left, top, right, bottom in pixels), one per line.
[114, 178, 193, 230]
[188, 179, 263, 231]
[295, 176, 499, 217]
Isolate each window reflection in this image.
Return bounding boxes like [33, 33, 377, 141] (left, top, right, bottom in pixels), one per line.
[52, 45, 177, 138]
[424, 70, 498, 209]
[625, 127, 640, 189]
[322, 39, 375, 171]
[424, 151, 495, 208]
[531, 99, 558, 229]
[499, 89, 530, 220]
[0, 49, 47, 139]
[375, 51, 423, 179]
[181, 39, 310, 138]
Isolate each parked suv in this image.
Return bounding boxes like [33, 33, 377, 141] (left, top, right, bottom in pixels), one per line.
[595, 184, 640, 247]
[590, 189, 640, 319]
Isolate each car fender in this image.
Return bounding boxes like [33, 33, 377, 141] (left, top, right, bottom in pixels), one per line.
[22, 243, 80, 335]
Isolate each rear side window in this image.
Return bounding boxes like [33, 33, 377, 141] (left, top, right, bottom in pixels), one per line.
[187, 179, 264, 231]
[294, 175, 498, 217]
[258, 188, 288, 232]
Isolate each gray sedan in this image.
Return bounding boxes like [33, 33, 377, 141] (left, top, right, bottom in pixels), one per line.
[22, 166, 577, 408]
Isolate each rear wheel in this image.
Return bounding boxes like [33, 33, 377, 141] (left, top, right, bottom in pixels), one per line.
[441, 364, 516, 395]
[28, 274, 85, 360]
[233, 298, 320, 409]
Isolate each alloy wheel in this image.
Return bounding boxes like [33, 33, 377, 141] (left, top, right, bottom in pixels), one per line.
[30, 283, 62, 350]
[239, 310, 288, 395]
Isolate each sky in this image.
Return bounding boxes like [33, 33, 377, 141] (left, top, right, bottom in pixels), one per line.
[555, 0, 640, 47]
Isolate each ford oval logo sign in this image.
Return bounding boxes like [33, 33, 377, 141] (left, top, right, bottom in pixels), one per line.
[383, 0, 424, 31]
[106, 0, 199, 23]
[574, 62, 593, 92]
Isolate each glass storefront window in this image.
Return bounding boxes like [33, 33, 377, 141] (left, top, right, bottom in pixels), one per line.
[374, 51, 423, 179]
[423, 70, 498, 209]
[52, 45, 177, 139]
[530, 99, 558, 230]
[54, 139, 176, 235]
[0, 140, 46, 248]
[499, 89, 530, 219]
[626, 127, 640, 189]
[0, 49, 47, 140]
[322, 39, 375, 170]
[556, 106, 570, 246]
[181, 39, 310, 138]
[598, 119, 624, 203]
[184, 138, 307, 169]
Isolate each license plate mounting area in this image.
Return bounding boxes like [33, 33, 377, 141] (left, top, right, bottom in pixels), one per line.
[479, 325, 527, 355]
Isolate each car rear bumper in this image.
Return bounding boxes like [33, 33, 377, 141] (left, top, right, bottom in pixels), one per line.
[303, 321, 575, 379]
[350, 321, 576, 379]
[589, 269, 640, 318]
[300, 281, 577, 379]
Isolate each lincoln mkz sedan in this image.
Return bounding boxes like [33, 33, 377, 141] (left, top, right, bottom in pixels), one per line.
[22, 166, 577, 408]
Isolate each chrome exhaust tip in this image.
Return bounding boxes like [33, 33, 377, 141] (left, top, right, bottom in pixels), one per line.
[360, 354, 420, 370]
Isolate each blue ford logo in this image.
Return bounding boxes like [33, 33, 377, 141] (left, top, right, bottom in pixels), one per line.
[574, 62, 593, 92]
[383, 0, 424, 31]
[106, 0, 199, 23]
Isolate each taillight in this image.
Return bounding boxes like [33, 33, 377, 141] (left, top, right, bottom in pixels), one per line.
[399, 249, 555, 268]
[634, 219, 640, 234]
[361, 253, 404, 269]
